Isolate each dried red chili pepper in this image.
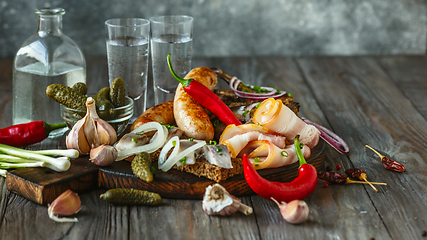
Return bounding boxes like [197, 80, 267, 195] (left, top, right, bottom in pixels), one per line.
[242, 135, 317, 203]
[317, 171, 347, 184]
[0, 121, 67, 147]
[345, 168, 381, 192]
[365, 145, 406, 172]
[318, 171, 387, 187]
[168, 54, 242, 126]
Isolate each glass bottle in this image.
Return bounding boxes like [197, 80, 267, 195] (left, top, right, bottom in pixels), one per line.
[12, 8, 86, 136]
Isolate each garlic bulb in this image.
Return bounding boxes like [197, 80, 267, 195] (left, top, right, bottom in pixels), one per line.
[48, 189, 81, 222]
[90, 144, 118, 166]
[271, 198, 309, 224]
[66, 97, 117, 155]
[202, 184, 253, 216]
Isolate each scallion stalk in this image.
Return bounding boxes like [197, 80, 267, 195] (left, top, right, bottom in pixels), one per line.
[0, 144, 70, 172]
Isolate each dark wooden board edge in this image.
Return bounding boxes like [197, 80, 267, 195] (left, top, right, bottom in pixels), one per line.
[6, 157, 100, 205]
[99, 140, 325, 199]
[6, 140, 325, 205]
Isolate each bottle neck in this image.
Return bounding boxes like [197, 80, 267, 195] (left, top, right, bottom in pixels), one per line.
[37, 15, 62, 35]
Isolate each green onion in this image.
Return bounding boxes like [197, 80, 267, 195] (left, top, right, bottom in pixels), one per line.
[219, 153, 223, 156]
[254, 157, 260, 163]
[242, 110, 250, 116]
[213, 119, 220, 127]
[172, 141, 176, 147]
[286, 92, 293, 98]
[255, 102, 262, 108]
[150, 166, 156, 175]
[0, 143, 70, 172]
[281, 151, 289, 157]
[188, 138, 194, 141]
[208, 140, 217, 145]
[216, 147, 223, 152]
[179, 156, 186, 164]
[135, 131, 145, 136]
[132, 137, 138, 143]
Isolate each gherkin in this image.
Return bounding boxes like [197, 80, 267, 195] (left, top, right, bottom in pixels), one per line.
[110, 78, 126, 107]
[100, 188, 162, 206]
[72, 82, 88, 95]
[131, 152, 153, 183]
[46, 84, 87, 111]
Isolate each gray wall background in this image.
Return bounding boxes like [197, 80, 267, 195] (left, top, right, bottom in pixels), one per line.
[1, 0, 426, 58]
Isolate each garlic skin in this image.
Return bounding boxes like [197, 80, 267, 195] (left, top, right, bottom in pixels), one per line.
[271, 198, 309, 224]
[90, 144, 118, 166]
[48, 189, 81, 222]
[202, 184, 253, 216]
[66, 97, 117, 155]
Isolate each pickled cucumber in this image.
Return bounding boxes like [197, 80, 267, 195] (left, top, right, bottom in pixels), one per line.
[46, 84, 87, 110]
[110, 78, 126, 107]
[131, 152, 153, 183]
[96, 99, 116, 120]
[100, 188, 162, 206]
[72, 82, 88, 95]
[93, 87, 110, 103]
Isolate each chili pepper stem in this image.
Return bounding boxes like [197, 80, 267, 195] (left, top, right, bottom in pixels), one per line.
[44, 122, 67, 134]
[345, 178, 387, 185]
[365, 145, 385, 159]
[167, 54, 192, 87]
[294, 135, 308, 166]
[359, 173, 378, 192]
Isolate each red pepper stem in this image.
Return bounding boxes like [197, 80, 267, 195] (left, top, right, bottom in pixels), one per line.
[44, 122, 67, 134]
[167, 54, 192, 87]
[294, 135, 308, 166]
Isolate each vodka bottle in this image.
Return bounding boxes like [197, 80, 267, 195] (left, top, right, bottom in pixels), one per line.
[13, 8, 86, 137]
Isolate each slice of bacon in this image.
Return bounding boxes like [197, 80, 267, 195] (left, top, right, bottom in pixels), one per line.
[238, 140, 311, 169]
[219, 124, 286, 158]
[253, 98, 320, 149]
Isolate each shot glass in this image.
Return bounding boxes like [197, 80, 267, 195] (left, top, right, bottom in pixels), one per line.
[105, 18, 150, 121]
[150, 15, 193, 105]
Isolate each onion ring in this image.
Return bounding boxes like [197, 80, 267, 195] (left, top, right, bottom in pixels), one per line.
[159, 137, 206, 172]
[301, 117, 349, 154]
[116, 122, 168, 161]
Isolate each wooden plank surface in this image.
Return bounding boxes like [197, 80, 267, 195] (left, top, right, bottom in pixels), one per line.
[1, 56, 427, 240]
[297, 56, 427, 240]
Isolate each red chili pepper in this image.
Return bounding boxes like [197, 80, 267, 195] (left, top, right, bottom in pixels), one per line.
[242, 135, 317, 203]
[365, 145, 406, 172]
[0, 121, 67, 147]
[167, 54, 242, 126]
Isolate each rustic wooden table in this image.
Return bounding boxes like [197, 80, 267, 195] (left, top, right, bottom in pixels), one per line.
[0, 56, 426, 240]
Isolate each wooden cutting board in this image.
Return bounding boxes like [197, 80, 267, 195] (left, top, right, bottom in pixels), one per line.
[6, 140, 325, 205]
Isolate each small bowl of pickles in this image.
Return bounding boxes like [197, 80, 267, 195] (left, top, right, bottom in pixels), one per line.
[60, 95, 133, 136]
[50, 79, 133, 136]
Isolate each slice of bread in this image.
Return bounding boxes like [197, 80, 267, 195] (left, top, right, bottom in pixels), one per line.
[150, 149, 243, 182]
[173, 158, 243, 182]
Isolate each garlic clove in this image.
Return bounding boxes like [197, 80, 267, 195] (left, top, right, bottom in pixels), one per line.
[272, 198, 309, 224]
[96, 119, 117, 145]
[84, 98, 100, 148]
[90, 144, 118, 166]
[202, 184, 253, 216]
[66, 117, 90, 155]
[48, 189, 81, 222]
[66, 97, 117, 156]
